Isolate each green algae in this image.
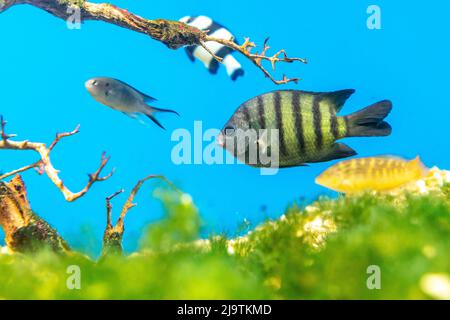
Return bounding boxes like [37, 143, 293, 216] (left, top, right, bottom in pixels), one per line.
[0, 187, 449, 299]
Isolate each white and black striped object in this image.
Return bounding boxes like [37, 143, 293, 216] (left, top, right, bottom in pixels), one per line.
[179, 15, 244, 81]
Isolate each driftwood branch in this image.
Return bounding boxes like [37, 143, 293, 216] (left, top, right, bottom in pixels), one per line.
[0, 0, 306, 84]
[0, 116, 113, 202]
[205, 37, 307, 84]
[0, 161, 41, 181]
[105, 188, 124, 229]
[102, 174, 180, 256]
[0, 175, 70, 254]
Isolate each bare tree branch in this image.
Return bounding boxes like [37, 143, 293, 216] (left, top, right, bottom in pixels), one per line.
[0, 0, 307, 84]
[102, 174, 180, 256]
[0, 161, 41, 181]
[0, 116, 113, 201]
[105, 188, 124, 229]
[205, 37, 307, 85]
[117, 174, 180, 231]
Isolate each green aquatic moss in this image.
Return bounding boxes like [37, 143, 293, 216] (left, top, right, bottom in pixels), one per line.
[0, 188, 449, 299]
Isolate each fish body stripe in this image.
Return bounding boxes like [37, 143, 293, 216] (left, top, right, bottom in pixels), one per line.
[205, 21, 223, 34]
[280, 91, 298, 158]
[299, 94, 316, 157]
[319, 100, 334, 148]
[312, 96, 323, 150]
[257, 96, 266, 130]
[180, 16, 244, 81]
[337, 117, 347, 138]
[242, 104, 251, 124]
[293, 91, 305, 154]
[274, 92, 287, 157]
[208, 46, 234, 74]
[330, 105, 339, 140]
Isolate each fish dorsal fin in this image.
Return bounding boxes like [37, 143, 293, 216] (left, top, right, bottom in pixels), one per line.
[411, 155, 421, 164]
[113, 78, 157, 103]
[377, 155, 406, 160]
[408, 155, 429, 177]
[141, 94, 158, 103]
[409, 155, 425, 169]
[319, 89, 355, 112]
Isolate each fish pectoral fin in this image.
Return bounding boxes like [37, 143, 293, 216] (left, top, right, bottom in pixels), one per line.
[309, 143, 357, 163]
[122, 112, 138, 119]
[146, 114, 166, 130]
[123, 112, 146, 125]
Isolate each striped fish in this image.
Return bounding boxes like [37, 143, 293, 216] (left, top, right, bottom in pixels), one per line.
[179, 15, 244, 80]
[217, 89, 393, 168]
[315, 156, 427, 193]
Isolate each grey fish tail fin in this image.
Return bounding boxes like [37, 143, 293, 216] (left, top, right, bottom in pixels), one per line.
[151, 106, 180, 116]
[345, 100, 392, 137]
[144, 105, 180, 130]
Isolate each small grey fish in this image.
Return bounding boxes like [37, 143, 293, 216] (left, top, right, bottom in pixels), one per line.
[85, 77, 179, 130]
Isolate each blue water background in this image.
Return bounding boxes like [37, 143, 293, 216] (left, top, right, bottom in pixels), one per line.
[1, 0, 449, 254]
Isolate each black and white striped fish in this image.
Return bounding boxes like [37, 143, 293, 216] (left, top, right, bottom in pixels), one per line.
[179, 15, 244, 81]
[218, 90, 393, 168]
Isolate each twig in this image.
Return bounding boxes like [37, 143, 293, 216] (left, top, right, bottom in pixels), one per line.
[48, 125, 81, 151]
[101, 174, 180, 256]
[0, 0, 306, 85]
[205, 36, 308, 85]
[199, 41, 224, 63]
[117, 174, 181, 229]
[105, 189, 124, 228]
[0, 161, 41, 181]
[0, 116, 114, 202]
[105, 174, 181, 233]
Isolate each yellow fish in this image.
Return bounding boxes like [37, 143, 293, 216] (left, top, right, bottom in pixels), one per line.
[315, 156, 428, 193]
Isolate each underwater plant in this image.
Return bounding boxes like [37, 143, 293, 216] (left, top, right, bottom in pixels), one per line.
[0, 173, 448, 299]
[1, 112, 449, 298]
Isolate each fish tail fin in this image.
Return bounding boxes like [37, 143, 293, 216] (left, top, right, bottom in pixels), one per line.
[143, 105, 180, 130]
[345, 100, 392, 137]
[146, 114, 166, 130]
[149, 106, 180, 116]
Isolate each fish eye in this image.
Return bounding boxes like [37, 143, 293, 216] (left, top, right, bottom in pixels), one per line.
[224, 125, 235, 136]
[92, 80, 98, 86]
